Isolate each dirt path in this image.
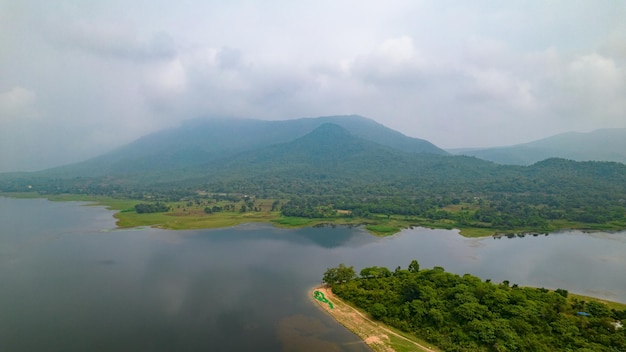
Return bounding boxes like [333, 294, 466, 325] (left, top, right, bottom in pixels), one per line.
[311, 286, 437, 352]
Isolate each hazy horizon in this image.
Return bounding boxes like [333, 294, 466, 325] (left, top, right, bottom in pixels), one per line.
[2, 1, 625, 172]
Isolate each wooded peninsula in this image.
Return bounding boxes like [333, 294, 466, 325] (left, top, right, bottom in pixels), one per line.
[320, 261, 626, 351]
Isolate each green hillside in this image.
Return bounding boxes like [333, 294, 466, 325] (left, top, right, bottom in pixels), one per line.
[41, 115, 446, 178]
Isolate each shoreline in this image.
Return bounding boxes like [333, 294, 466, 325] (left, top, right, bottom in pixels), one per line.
[310, 286, 438, 352]
[2, 192, 626, 238]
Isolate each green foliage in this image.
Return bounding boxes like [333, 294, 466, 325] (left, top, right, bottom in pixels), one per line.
[328, 261, 626, 352]
[360, 266, 392, 279]
[555, 288, 569, 298]
[365, 224, 400, 236]
[408, 260, 420, 273]
[323, 264, 356, 285]
[134, 202, 169, 213]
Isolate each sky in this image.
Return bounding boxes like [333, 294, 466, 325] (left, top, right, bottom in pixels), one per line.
[1, 1, 625, 172]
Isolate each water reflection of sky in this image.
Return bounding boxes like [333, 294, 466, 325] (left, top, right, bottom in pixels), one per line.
[2, 196, 626, 352]
[373, 228, 626, 302]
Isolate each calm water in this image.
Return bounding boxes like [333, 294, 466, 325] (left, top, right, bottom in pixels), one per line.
[1, 197, 625, 351]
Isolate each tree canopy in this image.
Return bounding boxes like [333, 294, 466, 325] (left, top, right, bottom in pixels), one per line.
[322, 263, 356, 285]
[326, 261, 626, 351]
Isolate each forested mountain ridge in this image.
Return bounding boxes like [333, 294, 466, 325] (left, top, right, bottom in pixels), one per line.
[451, 128, 626, 165]
[146, 123, 514, 191]
[209, 123, 453, 180]
[40, 115, 446, 178]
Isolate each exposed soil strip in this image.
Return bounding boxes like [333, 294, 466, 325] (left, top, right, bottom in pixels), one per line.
[311, 286, 437, 352]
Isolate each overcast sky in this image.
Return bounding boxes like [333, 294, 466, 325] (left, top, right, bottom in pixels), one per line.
[1, 1, 625, 172]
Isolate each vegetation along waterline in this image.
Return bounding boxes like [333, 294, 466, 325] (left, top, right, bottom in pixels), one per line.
[3, 184, 626, 237]
[3, 191, 626, 237]
[319, 261, 626, 352]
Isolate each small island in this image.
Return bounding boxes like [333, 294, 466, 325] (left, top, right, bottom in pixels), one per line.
[314, 261, 626, 351]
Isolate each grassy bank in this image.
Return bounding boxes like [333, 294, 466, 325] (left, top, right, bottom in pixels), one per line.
[2, 192, 625, 237]
[568, 293, 626, 311]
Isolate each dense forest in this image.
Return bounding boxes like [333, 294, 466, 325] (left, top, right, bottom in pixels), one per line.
[2, 156, 624, 234]
[324, 262, 626, 351]
[134, 202, 170, 213]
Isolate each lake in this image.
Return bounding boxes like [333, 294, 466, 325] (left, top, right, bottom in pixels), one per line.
[1, 197, 625, 351]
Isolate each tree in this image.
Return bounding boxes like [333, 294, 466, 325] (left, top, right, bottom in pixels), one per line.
[555, 288, 568, 298]
[134, 202, 170, 213]
[323, 264, 356, 285]
[360, 266, 392, 278]
[408, 259, 420, 273]
[586, 301, 611, 318]
[370, 303, 388, 319]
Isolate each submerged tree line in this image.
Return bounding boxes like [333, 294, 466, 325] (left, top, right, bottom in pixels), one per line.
[323, 261, 626, 351]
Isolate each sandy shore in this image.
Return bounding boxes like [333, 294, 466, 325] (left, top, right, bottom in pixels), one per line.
[311, 286, 438, 352]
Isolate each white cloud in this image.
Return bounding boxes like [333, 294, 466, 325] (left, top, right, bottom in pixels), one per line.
[567, 54, 623, 93]
[145, 59, 188, 96]
[466, 68, 536, 110]
[375, 36, 419, 64]
[555, 54, 626, 126]
[349, 36, 432, 86]
[1, 0, 625, 170]
[0, 87, 38, 121]
[43, 14, 176, 62]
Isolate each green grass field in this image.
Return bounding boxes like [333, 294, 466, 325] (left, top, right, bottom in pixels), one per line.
[365, 224, 400, 236]
[271, 217, 313, 227]
[568, 292, 626, 311]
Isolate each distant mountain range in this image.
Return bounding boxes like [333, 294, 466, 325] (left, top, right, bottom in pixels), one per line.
[449, 128, 626, 165]
[2, 115, 625, 189]
[42, 115, 446, 179]
[1, 115, 518, 193]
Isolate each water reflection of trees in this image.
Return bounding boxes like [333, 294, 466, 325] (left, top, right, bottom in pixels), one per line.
[493, 232, 550, 239]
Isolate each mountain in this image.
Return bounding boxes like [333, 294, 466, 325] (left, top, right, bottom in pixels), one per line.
[0, 123, 499, 193]
[153, 123, 511, 192]
[207, 123, 422, 181]
[42, 115, 446, 178]
[450, 128, 626, 165]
